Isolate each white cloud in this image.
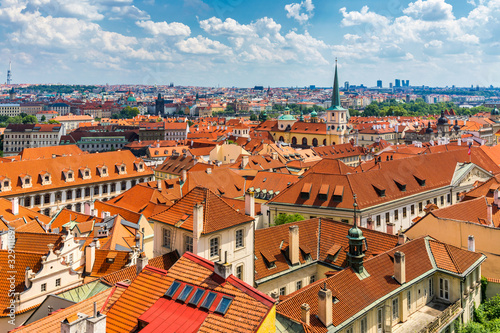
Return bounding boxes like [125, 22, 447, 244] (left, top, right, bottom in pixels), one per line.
[403, 0, 454, 21]
[285, 0, 314, 24]
[110, 5, 149, 20]
[136, 20, 191, 36]
[200, 17, 254, 36]
[340, 6, 389, 27]
[176, 35, 231, 55]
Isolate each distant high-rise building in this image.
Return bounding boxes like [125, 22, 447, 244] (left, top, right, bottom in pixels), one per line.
[395, 79, 401, 88]
[405, 80, 410, 87]
[6, 60, 12, 85]
[389, 83, 393, 89]
[344, 81, 349, 90]
[377, 80, 382, 88]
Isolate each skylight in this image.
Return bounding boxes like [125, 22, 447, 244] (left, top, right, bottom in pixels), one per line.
[164, 281, 181, 298]
[177, 285, 194, 302]
[215, 297, 233, 315]
[188, 288, 206, 306]
[200, 292, 217, 310]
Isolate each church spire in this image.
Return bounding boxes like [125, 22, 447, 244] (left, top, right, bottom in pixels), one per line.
[332, 58, 340, 108]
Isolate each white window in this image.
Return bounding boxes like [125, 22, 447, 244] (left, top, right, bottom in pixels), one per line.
[377, 307, 383, 333]
[279, 287, 286, 296]
[185, 235, 193, 253]
[210, 237, 220, 258]
[392, 298, 399, 322]
[360, 316, 367, 333]
[407, 290, 412, 312]
[439, 278, 449, 300]
[68, 253, 73, 264]
[56, 278, 61, 287]
[296, 280, 302, 291]
[236, 264, 244, 280]
[235, 229, 244, 249]
[429, 278, 434, 296]
[41, 283, 47, 292]
[346, 327, 353, 333]
[163, 229, 171, 248]
[310, 275, 316, 284]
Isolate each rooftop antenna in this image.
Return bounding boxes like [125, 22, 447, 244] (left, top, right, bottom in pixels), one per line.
[6, 60, 12, 85]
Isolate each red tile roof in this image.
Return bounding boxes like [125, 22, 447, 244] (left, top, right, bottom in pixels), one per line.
[150, 186, 254, 235]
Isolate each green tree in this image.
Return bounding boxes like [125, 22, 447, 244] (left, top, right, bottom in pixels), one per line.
[363, 103, 379, 116]
[250, 113, 257, 121]
[41, 115, 46, 122]
[274, 213, 305, 226]
[48, 119, 60, 124]
[22, 115, 37, 124]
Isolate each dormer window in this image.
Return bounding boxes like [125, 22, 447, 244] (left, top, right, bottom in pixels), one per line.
[80, 167, 91, 180]
[116, 163, 127, 175]
[0, 177, 11, 192]
[40, 171, 51, 185]
[97, 165, 108, 177]
[62, 169, 74, 182]
[20, 174, 32, 188]
[134, 160, 145, 171]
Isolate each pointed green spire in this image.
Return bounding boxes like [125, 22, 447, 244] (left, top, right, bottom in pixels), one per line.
[332, 58, 340, 108]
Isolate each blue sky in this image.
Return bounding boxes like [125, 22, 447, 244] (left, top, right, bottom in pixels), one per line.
[0, 0, 498, 87]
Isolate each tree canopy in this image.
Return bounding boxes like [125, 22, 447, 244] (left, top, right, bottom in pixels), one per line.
[274, 213, 305, 226]
[111, 106, 140, 119]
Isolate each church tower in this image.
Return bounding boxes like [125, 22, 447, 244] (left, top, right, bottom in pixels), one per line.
[326, 60, 350, 144]
[346, 194, 366, 274]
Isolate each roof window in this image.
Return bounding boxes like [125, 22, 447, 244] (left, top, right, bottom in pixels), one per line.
[177, 285, 194, 302]
[215, 297, 233, 315]
[164, 281, 181, 298]
[200, 292, 217, 310]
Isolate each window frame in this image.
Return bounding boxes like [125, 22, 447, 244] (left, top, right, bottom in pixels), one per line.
[184, 234, 193, 253]
[235, 228, 244, 249]
[439, 277, 450, 300]
[236, 264, 244, 280]
[209, 236, 220, 258]
[162, 228, 172, 249]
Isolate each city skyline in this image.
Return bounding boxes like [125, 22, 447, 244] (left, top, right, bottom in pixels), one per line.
[0, 0, 498, 87]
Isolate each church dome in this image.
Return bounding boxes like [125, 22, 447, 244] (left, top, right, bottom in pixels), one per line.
[127, 95, 137, 102]
[437, 111, 448, 125]
[278, 114, 296, 121]
[491, 108, 500, 115]
[348, 225, 363, 239]
[310, 110, 318, 117]
[426, 122, 434, 134]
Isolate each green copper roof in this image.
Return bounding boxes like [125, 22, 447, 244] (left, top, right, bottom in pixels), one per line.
[58, 280, 111, 303]
[310, 110, 317, 117]
[278, 114, 296, 120]
[127, 95, 137, 102]
[328, 59, 347, 111]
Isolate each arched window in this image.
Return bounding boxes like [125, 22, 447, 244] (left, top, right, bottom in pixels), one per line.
[279, 136, 284, 142]
[302, 137, 308, 146]
[24, 196, 31, 207]
[121, 181, 127, 191]
[44, 208, 50, 216]
[323, 139, 327, 145]
[312, 138, 318, 147]
[292, 137, 297, 145]
[44, 193, 51, 205]
[85, 187, 91, 197]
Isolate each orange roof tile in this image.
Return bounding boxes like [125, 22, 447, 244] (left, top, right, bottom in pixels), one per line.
[150, 186, 254, 234]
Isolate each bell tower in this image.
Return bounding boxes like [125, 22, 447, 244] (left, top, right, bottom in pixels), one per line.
[346, 194, 366, 274]
[326, 59, 350, 144]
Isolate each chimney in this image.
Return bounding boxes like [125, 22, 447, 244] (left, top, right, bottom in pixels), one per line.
[193, 203, 204, 240]
[271, 152, 278, 160]
[206, 168, 212, 174]
[301, 303, 310, 325]
[136, 252, 148, 275]
[366, 217, 373, 230]
[157, 179, 162, 190]
[468, 235, 475, 252]
[394, 251, 406, 284]
[214, 251, 232, 280]
[386, 222, 395, 235]
[317, 283, 332, 327]
[85, 243, 96, 273]
[241, 155, 249, 169]
[245, 191, 255, 218]
[289, 225, 300, 266]
[397, 231, 406, 245]
[181, 170, 187, 183]
[12, 197, 19, 216]
[487, 203, 493, 226]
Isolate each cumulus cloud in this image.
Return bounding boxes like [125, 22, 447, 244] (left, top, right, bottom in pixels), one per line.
[137, 20, 191, 36]
[285, 0, 314, 24]
[340, 6, 389, 27]
[176, 35, 231, 55]
[200, 17, 254, 36]
[403, 0, 454, 21]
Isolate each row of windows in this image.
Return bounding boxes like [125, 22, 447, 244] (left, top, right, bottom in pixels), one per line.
[162, 228, 245, 257]
[373, 194, 454, 227]
[41, 278, 61, 292]
[279, 275, 316, 296]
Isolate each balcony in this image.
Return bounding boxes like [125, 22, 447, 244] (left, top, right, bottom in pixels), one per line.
[393, 300, 462, 333]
